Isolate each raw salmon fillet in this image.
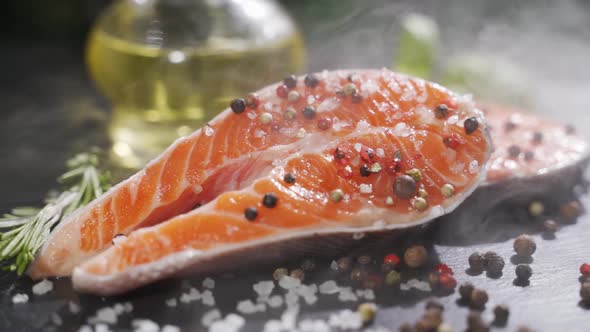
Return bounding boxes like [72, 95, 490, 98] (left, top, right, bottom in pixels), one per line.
[439, 103, 589, 241]
[51, 69, 492, 295]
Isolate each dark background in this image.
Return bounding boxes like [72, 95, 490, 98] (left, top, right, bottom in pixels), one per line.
[1, 1, 590, 331]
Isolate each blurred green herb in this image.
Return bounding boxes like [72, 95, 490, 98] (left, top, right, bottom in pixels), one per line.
[0, 152, 111, 275]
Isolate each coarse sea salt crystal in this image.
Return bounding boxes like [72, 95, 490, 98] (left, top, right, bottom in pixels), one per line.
[203, 277, 215, 289]
[285, 290, 299, 307]
[330, 260, 339, 270]
[247, 111, 257, 120]
[51, 313, 63, 326]
[267, 295, 283, 308]
[131, 319, 159, 332]
[356, 120, 370, 131]
[264, 102, 273, 111]
[88, 307, 118, 325]
[78, 325, 92, 332]
[32, 279, 53, 295]
[180, 288, 201, 303]
[201, 290, 215, 306]
[359, 183, 372, 194]
[307, 95, 316, 104]
[354, 143, 362, 152]
[469, 160, 479, 174]
[263, 320, 283, 332]
[11, 293, 29, 304]
[161, 325, 181, 332]
[202, 309, 222, 326]
[209, 314, 245, 332]
[393, 122, 410, 137]
[319, 280, 339, 294]
[204, 126, 215, 136]
[279, 276, 301, 290]
[352, 232, 365, 240]
[253, 280, 275, 296]
[299, 319, 331, 332]
[337, 287, 358, 302]
[95, 323, 112, 332]
[328, 309, 362, 330]
[69, 301, 81, 313]
[165, 298, 178, 307]
[237, 299, 266, 314]
[376, 148, 385, 157]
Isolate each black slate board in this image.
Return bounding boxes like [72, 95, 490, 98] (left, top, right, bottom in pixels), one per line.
[3, 1, 590, 330]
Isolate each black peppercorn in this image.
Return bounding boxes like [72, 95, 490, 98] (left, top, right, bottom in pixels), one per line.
[283, 173, 296, 184]
[300, 258, 316, 272]
[468, 252, 486, 271]
[350, 268, 367, 282]
[459, 282, 475, 301]
[508, 145, 521, 158]
[493, 304, 510, 325]
[515, 264, 532, 281]
[513, 234, 536, 257]
[434, 104, 449, 119]
[486, 255, 505, 276]
[262, 193, 278, 208]
[394, 175, 418, 199]
[580, 282, 590, 304]
[283, 75, 297, 89]
[532, 131, 543, 143]
[230, 98, 246, 114]
[484, 251, 500, 266]
[470, 288, 489, 308]
[302, 106, 316, 119]
[524, 150, 534, 161]
[244, 207, 258, 221]
[360, 165, 371, 177]
[466, 311, 489, 332]
[357, 255, 373, 266]
[543, 219, 559, 233]
[304, 74, 319, 88]
[464, 117, 479, 135]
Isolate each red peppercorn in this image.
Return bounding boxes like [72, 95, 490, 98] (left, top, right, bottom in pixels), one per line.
[443, 134, 461, 149]
[360, 147, 375, 163]
[434, 263, 453, 275]
[580, 263, 590, 277]
[438, 273, 457, 289]
[333, 147, 350, 165]
[317, 118, 333, 130]
[383, 254, 401, 267]
[276, 84, 288, 98]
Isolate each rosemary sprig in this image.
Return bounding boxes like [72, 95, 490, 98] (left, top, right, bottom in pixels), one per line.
[0, 152, 111, 275]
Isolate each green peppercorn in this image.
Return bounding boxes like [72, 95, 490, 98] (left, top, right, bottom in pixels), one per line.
[413, 197, 428, 211]
[470, 288, 489, 308]
[385, 270, 401, 286]
[459, 282, 475, 301]
[330, 189, 344, 203]
[284, 107, 297, 121]
[468, 252, 486, 271]
[259, 112, 273, 125]
[513, 234, 536, 257]
[437, 323, 453, 332]
[404, 245, 428, 268]
[343, 83, 357, 96]
[405, 168, 423, 181]
[440, 183, 455, 198]
[528, 200, 544, 217]
[358, 302, 377, 325]
[273, 267, 288, 281]
[515, 264, 532, 281]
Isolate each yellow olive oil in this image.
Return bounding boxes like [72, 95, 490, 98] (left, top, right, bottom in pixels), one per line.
[87, 28, 304, 168]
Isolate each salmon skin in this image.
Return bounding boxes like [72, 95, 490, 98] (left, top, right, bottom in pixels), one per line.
[30, 69, 491, 293]
[438, 103, 589, 242]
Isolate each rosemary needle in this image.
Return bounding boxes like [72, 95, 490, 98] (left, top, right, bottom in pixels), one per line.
[0, 152, 111, 274]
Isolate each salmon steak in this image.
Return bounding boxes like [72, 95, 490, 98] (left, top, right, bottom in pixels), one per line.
[439, 103, 589, 241]
[28, 69, 491, 295]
